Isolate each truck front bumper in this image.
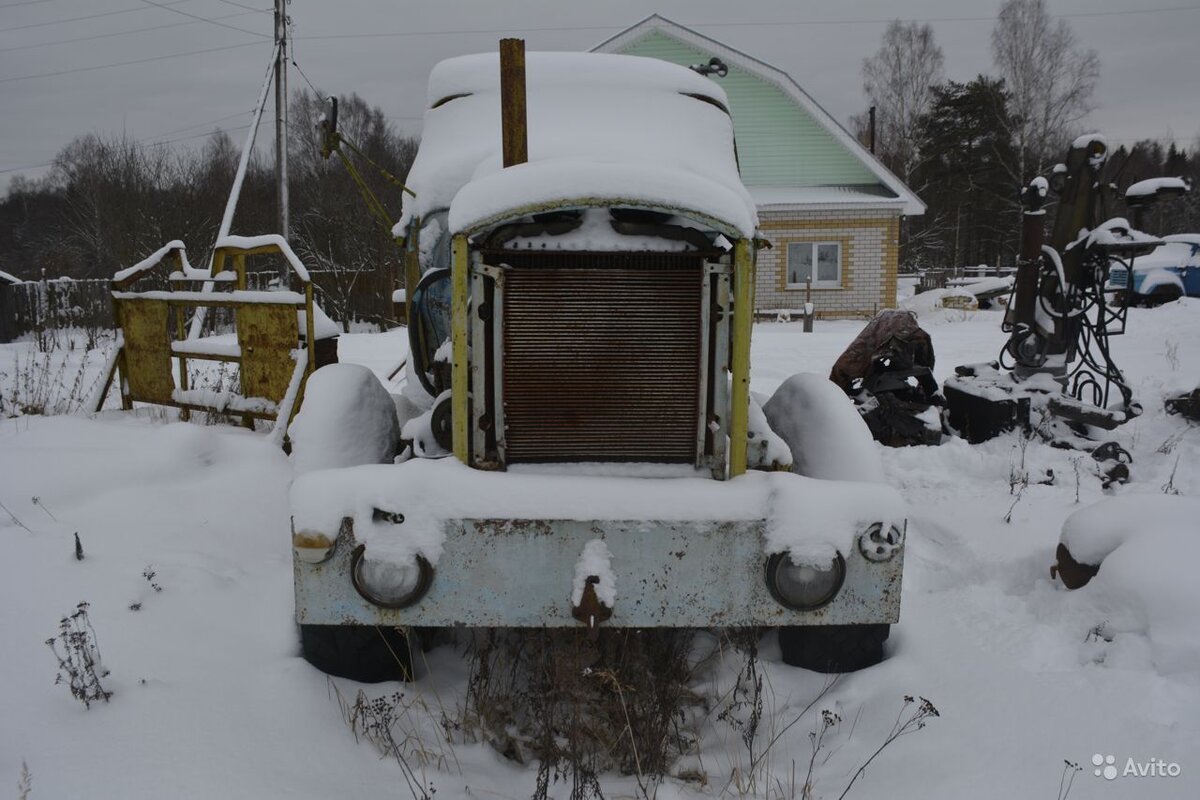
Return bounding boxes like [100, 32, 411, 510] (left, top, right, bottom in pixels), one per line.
[294, 517, 903, 628]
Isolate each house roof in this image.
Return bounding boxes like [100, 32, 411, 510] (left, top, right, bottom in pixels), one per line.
[593, 15, 926, 216]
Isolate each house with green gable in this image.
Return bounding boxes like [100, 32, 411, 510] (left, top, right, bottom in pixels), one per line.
[593, 16, 925, 318]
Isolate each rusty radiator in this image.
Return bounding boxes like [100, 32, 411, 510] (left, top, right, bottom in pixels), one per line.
[497, 253, 704, 463]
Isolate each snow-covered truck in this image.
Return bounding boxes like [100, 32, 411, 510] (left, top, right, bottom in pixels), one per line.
[288, 49, 906, 681]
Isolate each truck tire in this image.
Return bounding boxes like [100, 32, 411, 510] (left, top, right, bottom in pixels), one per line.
[778, 624, 889, 673]
[300, 624, 415, 683]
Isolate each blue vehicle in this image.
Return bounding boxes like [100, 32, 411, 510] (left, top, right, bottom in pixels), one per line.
[1108, 234, 1200, 304]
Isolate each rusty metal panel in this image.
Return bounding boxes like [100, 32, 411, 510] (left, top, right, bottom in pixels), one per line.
[499, 254, 703, 463]
[116, 299, 175, 404]
[294, 517, 904, 628]
[236, 303, 299, 403]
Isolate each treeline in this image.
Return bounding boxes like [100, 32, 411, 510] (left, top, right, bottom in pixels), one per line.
[904, 79, 1200, 270]
[0, 92, 417, 297]
[857, 0, 1200, 271]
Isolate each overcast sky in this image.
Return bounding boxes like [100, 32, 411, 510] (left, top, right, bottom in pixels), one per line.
[3, 0, 1198, 192]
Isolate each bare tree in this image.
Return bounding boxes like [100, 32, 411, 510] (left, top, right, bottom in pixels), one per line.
[991, 0, 1099, 178]
[861, 20, 945, 184]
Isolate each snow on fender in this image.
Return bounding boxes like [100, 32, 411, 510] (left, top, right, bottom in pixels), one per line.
[762, 373, 885, 483]
[288, 363, 401, 474]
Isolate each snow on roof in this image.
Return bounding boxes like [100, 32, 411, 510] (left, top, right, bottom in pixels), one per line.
[748, 185, 905, 210]
[1123, 239, 1200, 272]
[398, 51, 757, 239]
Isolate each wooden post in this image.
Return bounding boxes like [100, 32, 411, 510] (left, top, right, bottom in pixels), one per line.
[499, 38, 528, 168]
[174, 253, 190, 422]
[803, 276, 814, 332]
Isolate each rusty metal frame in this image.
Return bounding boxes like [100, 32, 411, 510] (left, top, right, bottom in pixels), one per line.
[100, 240, 316, 438]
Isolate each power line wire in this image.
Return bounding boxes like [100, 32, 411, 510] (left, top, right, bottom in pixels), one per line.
[290, 3, 1200, 42]
[0, 40, 265, 84]
[134, 0, 268, 39]
[0, 120, 254, 176]
[211, 0, 270, 13]
[0, 10, 262, 53]
[0, 0, 191, 33]
[145, 123, 251, 147]
[0, 0, 54, 9]
[145, 109, 252, 140]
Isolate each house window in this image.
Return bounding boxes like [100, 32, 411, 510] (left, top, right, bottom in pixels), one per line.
[786, 242, 841, 287]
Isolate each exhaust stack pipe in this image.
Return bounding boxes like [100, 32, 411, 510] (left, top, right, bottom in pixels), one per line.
[499, 38, 528, 168]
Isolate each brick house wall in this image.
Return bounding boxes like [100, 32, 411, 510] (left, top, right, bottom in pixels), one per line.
[755, 209, 901, 318]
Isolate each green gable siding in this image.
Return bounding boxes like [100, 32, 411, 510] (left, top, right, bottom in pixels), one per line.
[617, 30, 877, 187]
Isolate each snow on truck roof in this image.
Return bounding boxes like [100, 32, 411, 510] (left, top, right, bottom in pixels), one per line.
[395, 52, 758, 239]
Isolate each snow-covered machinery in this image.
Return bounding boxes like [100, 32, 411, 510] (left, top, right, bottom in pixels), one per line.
[944, 135, 1187, 472]
[95, 237, 338, 439]
[289, 45, 907, 681]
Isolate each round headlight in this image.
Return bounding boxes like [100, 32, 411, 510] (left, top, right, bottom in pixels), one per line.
[765, 552, 845, 610]
[858, 523, 905, 562]
[350, 545, 433, 609]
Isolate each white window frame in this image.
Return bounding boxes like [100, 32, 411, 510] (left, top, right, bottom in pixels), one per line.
[785, 241, 842, 288]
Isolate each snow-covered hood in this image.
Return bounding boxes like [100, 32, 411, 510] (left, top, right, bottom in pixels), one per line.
[395, 52, 758, 239]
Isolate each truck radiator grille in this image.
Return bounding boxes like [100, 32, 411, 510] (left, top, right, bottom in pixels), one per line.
[499, 254, 703, 463]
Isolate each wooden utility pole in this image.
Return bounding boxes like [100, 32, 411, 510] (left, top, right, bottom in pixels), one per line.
[274, 0, 289, 241]
[499, 39, 528, 168]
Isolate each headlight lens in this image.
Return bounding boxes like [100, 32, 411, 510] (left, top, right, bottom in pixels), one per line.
[766, 552, 845, 610]
[858, 523, 905, 562]
[350, 545, 433, 609]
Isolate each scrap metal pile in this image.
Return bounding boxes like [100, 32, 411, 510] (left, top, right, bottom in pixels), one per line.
[939, 134, 1188, 479]
[830, 309, 943, 447]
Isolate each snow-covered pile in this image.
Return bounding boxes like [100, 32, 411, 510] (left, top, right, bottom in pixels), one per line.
[761, 372, 884, 483]
[288, 364, 400, 474]
[396, 52, 756, 238]
[900, 285, 978, 315]
[1061, 495, 1200, 674]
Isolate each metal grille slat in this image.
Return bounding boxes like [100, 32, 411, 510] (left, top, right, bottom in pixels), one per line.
[500, 255, 702, 463]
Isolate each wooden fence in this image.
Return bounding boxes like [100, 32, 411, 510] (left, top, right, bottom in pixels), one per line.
[0, 268, 399, 343]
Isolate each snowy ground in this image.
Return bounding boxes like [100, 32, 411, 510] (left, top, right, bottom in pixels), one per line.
[2, 301, 1199, 799]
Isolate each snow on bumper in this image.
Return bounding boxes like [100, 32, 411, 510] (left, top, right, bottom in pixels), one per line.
[290, 460, 906, 628]
[293, 516, 903, 627]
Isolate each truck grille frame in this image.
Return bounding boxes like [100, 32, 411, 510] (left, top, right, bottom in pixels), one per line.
[469, 250, 730, 473]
